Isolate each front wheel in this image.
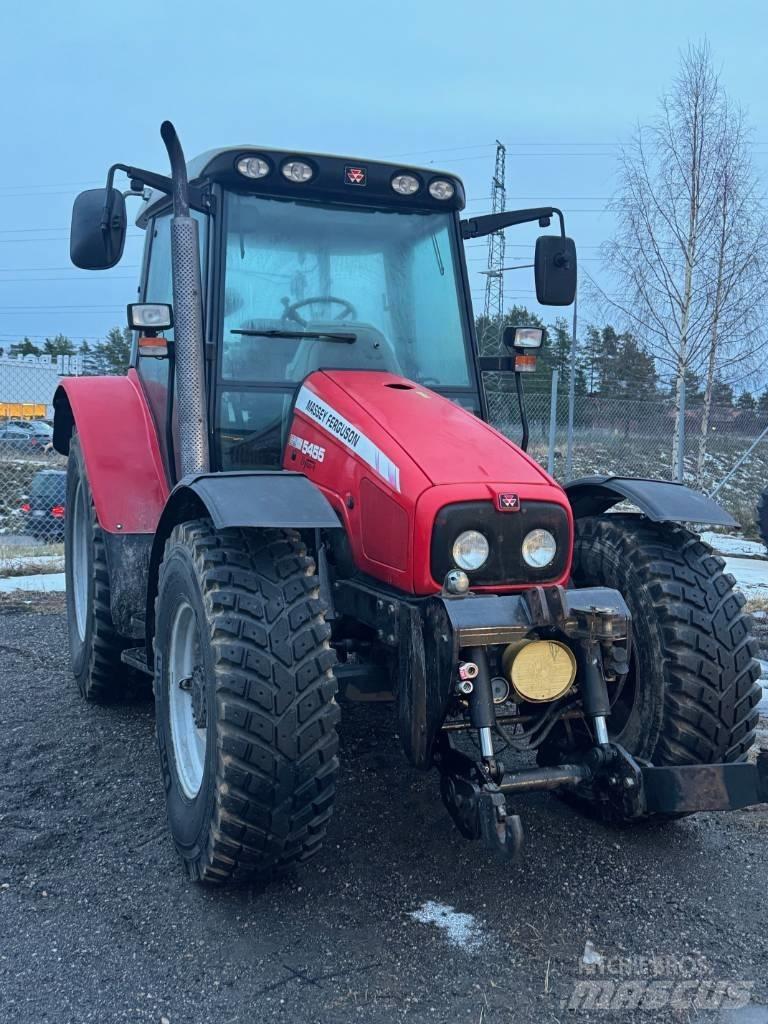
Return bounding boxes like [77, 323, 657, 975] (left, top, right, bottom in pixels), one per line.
[154, 521, 339, 884]
[540, 516, 762, 775]
[64, 434, 129, 701]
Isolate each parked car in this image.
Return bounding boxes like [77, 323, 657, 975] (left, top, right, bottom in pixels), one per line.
[20, 470, 66, 541]
[0, 421, 54, 455]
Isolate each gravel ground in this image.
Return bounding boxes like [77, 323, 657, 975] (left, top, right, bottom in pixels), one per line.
[1, 595, 768, 1024]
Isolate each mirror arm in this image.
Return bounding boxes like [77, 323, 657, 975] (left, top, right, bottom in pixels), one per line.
[461, 206, 566, 240]
[99, 162, 204, 231]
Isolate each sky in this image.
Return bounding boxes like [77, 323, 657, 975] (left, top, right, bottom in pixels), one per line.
[0, 0, 766, 358]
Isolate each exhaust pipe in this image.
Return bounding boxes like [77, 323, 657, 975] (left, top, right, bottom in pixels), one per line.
[160, 120, 209, 477]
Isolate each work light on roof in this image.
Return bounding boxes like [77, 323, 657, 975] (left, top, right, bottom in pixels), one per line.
[236, 156, 270, 179]
[429, 179, 455, 201]
[282, 160, 314, 183]
[391, 174, 420, 196]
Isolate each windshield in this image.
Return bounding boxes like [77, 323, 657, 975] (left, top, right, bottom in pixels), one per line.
[221, 194, 473, 387]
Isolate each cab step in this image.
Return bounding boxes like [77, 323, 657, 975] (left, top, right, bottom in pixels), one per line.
[121, 645, 153, 676]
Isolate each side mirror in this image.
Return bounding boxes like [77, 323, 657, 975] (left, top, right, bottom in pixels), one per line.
[70, 188, 127, 270]
[503, 326, 543, 350]
[534, 235, 577, 306]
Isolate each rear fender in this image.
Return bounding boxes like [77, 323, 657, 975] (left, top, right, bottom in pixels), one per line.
[565, 475, 737, 528]
[144, 471, 341, 650]
[53, 370, 169, 533]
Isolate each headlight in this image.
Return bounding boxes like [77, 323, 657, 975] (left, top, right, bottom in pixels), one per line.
[452, 530, 490, 571]
[281, 160, 313, 183]
[428, 178, 455, 200]
[392, 173, 420, 195]
[236, 156, 270, 179]
[521, 529, 557, 569]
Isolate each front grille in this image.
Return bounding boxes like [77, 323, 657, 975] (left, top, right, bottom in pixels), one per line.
[430, 500, 571, 587]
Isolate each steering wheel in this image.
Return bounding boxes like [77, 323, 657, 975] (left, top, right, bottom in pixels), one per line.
[281, 295, 357, 326]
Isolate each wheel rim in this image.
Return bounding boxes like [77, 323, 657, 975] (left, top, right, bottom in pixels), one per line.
[168, 600, 207, 799]
[71, 477, 89, 642]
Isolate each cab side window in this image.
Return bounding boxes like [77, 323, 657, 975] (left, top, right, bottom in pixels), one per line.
[138, 208, 208, 478]
[143, 208, 208, 339]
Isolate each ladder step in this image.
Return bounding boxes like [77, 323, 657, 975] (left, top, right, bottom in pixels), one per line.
[121, 646, 153, 677]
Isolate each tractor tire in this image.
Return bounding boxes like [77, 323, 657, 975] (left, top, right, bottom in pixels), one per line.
[540, 516, 761, 776]
[757, 489, 768, 550]
[65, 434, 130, 702]
[154, 521, 339, 884]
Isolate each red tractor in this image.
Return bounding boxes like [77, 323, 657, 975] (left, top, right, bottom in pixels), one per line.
[56, 123, 767, 883]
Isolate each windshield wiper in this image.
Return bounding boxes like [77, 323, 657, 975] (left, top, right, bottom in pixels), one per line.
[231, 328, 356, 344]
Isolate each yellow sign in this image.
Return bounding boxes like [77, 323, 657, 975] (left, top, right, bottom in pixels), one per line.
[0, 403, 47, 419]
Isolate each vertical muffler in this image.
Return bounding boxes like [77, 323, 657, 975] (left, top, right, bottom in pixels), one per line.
[160, 120, 210, 477]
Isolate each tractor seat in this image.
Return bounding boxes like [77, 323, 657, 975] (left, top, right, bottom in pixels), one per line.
[286, 321, 403, 379]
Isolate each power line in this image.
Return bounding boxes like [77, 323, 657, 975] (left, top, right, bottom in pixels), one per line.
[0, 265, 139, 273]
[0, 275, 136, 283]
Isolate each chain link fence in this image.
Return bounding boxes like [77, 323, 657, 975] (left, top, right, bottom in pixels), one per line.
[0, 359, 67, 566]
[0, 357, 765, 561]
[485, 374, 768, 535]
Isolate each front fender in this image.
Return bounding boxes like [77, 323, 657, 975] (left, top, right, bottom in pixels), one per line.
[565, 475, 737, 527]
[144, 471, 341, 650]
[53, 370, 169, 533]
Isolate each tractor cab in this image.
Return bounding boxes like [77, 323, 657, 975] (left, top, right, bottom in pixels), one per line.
[134, 148, 481, 479]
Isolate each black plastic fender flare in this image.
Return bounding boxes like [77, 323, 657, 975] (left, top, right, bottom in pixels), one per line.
[144, 471, 341, 649]
[564, 475, 737, 527]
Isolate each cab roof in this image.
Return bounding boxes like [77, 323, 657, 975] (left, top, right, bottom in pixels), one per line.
[137, 145, 465, 226]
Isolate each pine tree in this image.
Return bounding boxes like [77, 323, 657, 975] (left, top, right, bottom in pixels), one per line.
[10, 337, 41, 357]
[43, 334, 75, 357]
[99, 326, 132, 375]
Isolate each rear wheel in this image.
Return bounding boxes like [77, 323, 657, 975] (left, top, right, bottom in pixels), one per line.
[154, 521, 339, 884]
[540, 516, 761, 778]
[64, 434, 130, 701]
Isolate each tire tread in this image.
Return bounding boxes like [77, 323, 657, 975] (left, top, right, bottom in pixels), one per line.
[159, 522, 339, 884]
[573, 516, 761, 765]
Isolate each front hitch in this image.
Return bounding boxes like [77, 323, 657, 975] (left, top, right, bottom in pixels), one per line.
[436, 733, 768, 856]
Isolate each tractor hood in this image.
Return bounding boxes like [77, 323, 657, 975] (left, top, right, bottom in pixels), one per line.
[314, 369, 554, 488]
[287, 370, 571, 594]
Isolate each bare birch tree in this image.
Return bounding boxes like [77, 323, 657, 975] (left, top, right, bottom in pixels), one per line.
[695, 104, 768, 481]
[599, 41, 768, 475]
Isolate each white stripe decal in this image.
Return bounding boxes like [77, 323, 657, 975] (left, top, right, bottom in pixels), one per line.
[295, 385, 401, 492]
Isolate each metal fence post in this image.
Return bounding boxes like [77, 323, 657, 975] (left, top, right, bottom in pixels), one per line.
[676, 385, 686, 483]
[565, 295, 577, 481]
[547, 369, 559, 477]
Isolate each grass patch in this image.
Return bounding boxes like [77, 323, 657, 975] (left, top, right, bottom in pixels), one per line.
[0, 542, 63, 560]
[745, 597, 768, 616]
[0, 558, 64, 578]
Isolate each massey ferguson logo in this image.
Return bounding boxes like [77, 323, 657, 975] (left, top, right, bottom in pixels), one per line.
[344, 165, 367, 186]
[498, 493, 520, 512]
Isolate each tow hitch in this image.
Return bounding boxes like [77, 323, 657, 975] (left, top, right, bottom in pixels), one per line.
[437, 734, 768, 860]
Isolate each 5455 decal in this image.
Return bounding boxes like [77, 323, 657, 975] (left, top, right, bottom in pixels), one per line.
[289, 433, 326, 463]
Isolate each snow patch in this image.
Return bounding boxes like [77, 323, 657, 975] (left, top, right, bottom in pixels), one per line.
[723, 556, 768, 601]
[409, 901, 483, 950]
[700, 532, 768, 559]
[582, 940, 604, 966]
[0, 572, 65, 593]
